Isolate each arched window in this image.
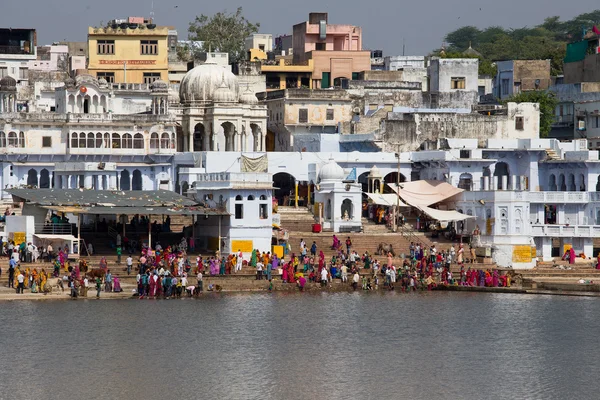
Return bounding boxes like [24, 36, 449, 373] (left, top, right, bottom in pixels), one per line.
[134, 133, 144, 149]
[112, 133, 121, 149]
[18, 132, 24, 147]
[548, 174, 557, 191]
[79, 132, 86, 148]
[120, 170, 130, 190]
[27, 169, 38, 187]
[132, 169, 142, 190]
[235, 195, 243, 201]
[103, 133, 110, 148]
[458, 173, 473, 191]
[8, 132, 17, 147]
[150, 133, 159, 149]
[87, 132, 94, 148]
[171, 132, 176, 149]
[0, 132, 5, 147]
[71, 132, 78, 148]
[96, 133, 103, 148]
[260, 195, 267, 200]
[248, 195, 255, 201]
[39, 169, 50, 189]
[161, 132, 170, 149]
[122, 133, 133, 149]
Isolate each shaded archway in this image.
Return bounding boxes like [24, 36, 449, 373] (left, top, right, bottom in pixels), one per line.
[120, 170, 130, 190]
[222, 122, 236, 151]
[548, 174, 557, 191]
[193, 123, 206, 151]
[273, 172, 296, 206]
[39, 169, 50, 189]
[132, 169, 143, 190]
[580, 174, 586, 191]
[383, 172, 406, 194]
[558, 174, 566, 192]
[251, 123, 261, 152]
[357, 172, 369, 193]
[493, 162, 509, 190]
[27, 169, 38, 187]
[567, 173, 576, 192]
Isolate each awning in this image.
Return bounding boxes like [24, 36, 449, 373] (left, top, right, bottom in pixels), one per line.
[41, 205, 228, 216]
[365, 193, 409, 207]
[33, 234, 78, 241]
[416, 206, 474, 222]
[389, 180, 464, 207]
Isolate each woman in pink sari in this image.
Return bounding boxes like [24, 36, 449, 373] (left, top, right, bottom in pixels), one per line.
[387, 252, 393, 269]
[569, 247, 576, 265]
[282, 262, 289, 283]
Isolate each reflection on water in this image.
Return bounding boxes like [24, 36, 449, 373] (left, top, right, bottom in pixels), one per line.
[1, 292, 599, 400]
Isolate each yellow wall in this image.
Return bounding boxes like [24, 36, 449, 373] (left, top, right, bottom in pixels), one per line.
[284, 102, 352, 125]
[87, 26, 169, 83]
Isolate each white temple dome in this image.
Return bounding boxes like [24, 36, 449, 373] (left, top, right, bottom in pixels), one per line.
[213, 80, 237, 103]
[239, 86, 258, 105]
[318, 159, 346, 182]
[179, 62, 239, 104]
[368, 165, 381, 178]
[168, 87, 180, 104]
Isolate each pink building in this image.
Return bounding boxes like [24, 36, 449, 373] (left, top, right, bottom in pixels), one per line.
[292, 13, 370, 89]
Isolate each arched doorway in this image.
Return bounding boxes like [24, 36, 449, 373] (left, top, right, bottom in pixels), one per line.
[357, 172, 369, 193]
[132, 169, 143, 190]
[458, 173, 473, 191]
[222, 122, 235, 151]
[27, 169, 38, 187]
[341, 199, 353, 220]
[181, 181, 189, 196]
[383, 172, 406, 194]
[39, 169, 50, 189]
[558, 174, 566, 192]
[548, 174, 557, 191]
[193, 123, 205, 151]
[568, 173, 576, 192]
[580, 174, 586, 191]
[326, 199, 332, 220]
[273, 172, 296, 206]
[494, 162, 509, 190]
[120, 170, 130, 190]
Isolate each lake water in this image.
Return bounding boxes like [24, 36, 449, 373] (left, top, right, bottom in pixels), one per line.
[1, 291, 599, 400]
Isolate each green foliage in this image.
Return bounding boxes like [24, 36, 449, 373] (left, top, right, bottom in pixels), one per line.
[188, 7, 260, 63]
[504, 91, 558, 138]
[441, 9, 600, 75]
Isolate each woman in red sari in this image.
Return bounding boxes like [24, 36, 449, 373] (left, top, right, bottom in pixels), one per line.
[282, 262, 289, 283]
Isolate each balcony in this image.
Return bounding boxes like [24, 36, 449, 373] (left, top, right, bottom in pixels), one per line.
[0, 45, 34, 56]
[462, 191, 600, 204]
[553, 114, 574, 126]
[531, 224, 600, 238]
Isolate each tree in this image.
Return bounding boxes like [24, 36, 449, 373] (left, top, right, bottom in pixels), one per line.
[188, 7, 260, 63]
[505, 91, 558, 138]
[445, 26, 481, 51]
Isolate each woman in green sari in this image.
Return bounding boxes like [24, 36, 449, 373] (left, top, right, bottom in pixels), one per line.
[250, 249, 257, 267]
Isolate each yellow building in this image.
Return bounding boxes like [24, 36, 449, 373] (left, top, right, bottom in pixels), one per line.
[87, 24, 169, 84]
[260, 58, 314, 90]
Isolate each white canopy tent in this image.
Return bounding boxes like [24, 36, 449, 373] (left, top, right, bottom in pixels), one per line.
[415, 206, 474, 223]
[364, 193, 409, 208]
[388, 180, 464, 208]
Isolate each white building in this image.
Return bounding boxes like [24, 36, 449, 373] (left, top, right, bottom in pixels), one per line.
[191, 172, 273, 256]
[413, 137, 600, 268]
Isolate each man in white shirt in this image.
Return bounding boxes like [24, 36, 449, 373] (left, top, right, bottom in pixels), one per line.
[256, 261, 264, 280]
[16, 272, 24, 293]
[341, 264, 348, 282]
[320, 267, 328, 287]
[126, 255, 133, 275]
[352, 272, 360, 290]
[196, 271, 203, 293]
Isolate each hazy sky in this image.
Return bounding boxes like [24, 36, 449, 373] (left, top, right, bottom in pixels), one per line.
[2, 0, 599, 55]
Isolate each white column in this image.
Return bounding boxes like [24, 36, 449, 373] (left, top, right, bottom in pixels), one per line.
[542, 237, 553, 262]
[501, 175, 508, 191]
[66, 175, 71, 189]
[109, 174, 117, 190]
[483, 176, 489, 191]
[520, 176, 527, 191]
[84, 175, 93, 189]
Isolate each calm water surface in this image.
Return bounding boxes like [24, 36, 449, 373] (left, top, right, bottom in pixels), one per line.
[1, 292, 599, 400]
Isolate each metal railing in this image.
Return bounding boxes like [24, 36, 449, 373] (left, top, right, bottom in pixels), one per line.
[35, 223, 73, 235]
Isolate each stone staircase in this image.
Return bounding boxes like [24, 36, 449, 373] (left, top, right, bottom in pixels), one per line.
[545, 148, 561, 161]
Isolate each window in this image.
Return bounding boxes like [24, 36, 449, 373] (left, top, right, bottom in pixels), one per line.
[259, 45, 265, 51]
[97, 40, 115, 55]
[299, 108, 308, 123]
[143, 72, 161, 84]
[140, 40, 158, 55]
[595, 116, 599, 129]
[42, 136, 52, 147]
[451, 77, 465, 89]
[97, 72, 115, 83]
[259, 203, 268, 219]
[501, 79, 509, 96]
[248, 195, 255, 201]
[19, 67, 28, 80]
[459, 150, 470, 159]
[315, 43, 326, 51]
[0, 67, 7, 78]
[235, 204, 244, 219]
[326, 109, 334, 120]
[515, 116, 524, 130]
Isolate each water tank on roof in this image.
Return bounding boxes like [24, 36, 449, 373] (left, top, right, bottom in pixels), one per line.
[319, 20, 327, 40]
[372, 50, 383, 58]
